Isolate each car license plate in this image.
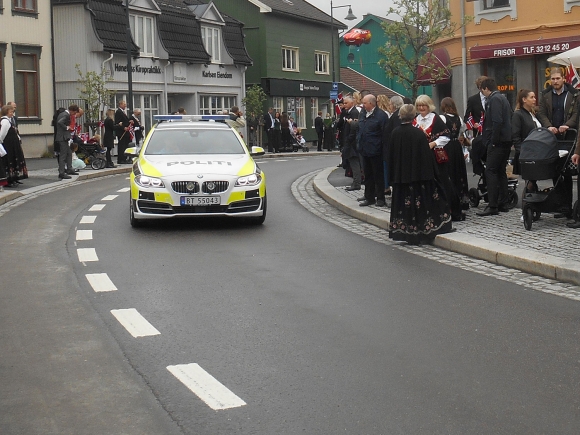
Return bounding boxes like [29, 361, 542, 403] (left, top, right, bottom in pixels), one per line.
[181, 196, 221, 206]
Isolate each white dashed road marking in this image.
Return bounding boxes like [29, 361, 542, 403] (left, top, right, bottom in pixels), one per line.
[101, 195, 118, 201]
[86, 273, 117, 292]
[167, 363, 246, 410]
[110, 308, 161, 338]
[76, 229, 93, 241]
[89, 204, 106, 211]
[77, 248, 98, 262]
[117, 187, 130, 192]
[79, 215, 97, 224]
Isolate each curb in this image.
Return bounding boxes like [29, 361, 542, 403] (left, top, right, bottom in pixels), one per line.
[313, 166, 580, 286]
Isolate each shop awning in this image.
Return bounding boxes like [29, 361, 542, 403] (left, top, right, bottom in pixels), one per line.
[416, 48, 451, 85]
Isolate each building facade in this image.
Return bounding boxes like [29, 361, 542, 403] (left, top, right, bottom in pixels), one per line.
[433, 0, 580, 114]
[0, 1, 55, 158]
[210, 0, 345, 143]
[53, 0, 251, 137]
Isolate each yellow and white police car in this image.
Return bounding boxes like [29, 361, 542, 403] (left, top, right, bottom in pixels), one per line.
[125, 115, 266, 227]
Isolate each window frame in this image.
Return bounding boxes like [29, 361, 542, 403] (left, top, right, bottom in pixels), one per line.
[282, 46, 299, 72]
[199, 95, 237, 115]
[295, 97, 305, 129]
[12, 43, 41, 122]
[474, 0, 517, 24]
[314, 51, 329, 75]
[0, 44, 6, 106]
[272, 97, 283, 115]
[310, 98, 318, 128]
[129, 14, 155, 57]
[201, 26, 221, 63]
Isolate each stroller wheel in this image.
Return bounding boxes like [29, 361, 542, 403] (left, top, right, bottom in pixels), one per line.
[91, 157, 106, 170]
[468, 188, 480, 208]
[532, 210, 541, 222]
[506, 189, 518, 209]
[523, 205, 533, 230]
[573, 200, 580, 222]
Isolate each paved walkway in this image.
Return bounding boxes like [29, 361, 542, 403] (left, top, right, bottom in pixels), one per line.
[313, 166, 580, 286]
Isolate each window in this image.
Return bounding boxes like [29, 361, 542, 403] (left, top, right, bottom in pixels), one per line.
[199, 95, 237, 115]
[114, 93, 159, 134]
[130, 14, 155, 56]
[295, 97, 305, 129]
[474, 0, 516, 23]
[282, 46, 299, 71]
[483, 0, 509, 9]
[310, 98, 318, 127]
[315, 52, 329, 75]
[201, 26, 221, 63]
[13, 45, 41, 119]
[13, 0, 36, 12]
[272, 97, 283, 115]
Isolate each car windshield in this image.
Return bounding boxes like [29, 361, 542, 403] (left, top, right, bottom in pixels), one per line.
[145, 128, 245, 155]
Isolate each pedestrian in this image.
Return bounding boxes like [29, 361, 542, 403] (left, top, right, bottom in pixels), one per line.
[476, 77, 513, 217]
[440, 97, 470, 213]
[537, 66, 578, 222]
[280, 112, 292, 152]
[263, 107, 275, 152]
[315, 111, 324, 151]
[103, 109, 117, 168]
[70, 143, 86, 170]
[2, 102, 28, 186]
[226, 106, 246, 138]
[323, 113, 334, 151]
[52, 107, 65, 158]
[512, 88, 541, 192]
[357, 94, 388, 207]
[55, 104, 80, 180]
[340, 97, 361, 191]
[131, 109, 143, 146]
[388, 104, 453, 245]
[382, 96, 405, 197]
[272, 112, 281, 153]
[464, 76, 487, 137]
[115, 100, 133, 164]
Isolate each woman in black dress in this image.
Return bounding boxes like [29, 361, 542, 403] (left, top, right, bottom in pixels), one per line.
[389, 104, 453, 244]
[272, 112, 282, 153]
[512, 89, 541, 192]
[103, 109, 117, 168]
[0, 104, 27, 187]
[280, 112, 292, 152]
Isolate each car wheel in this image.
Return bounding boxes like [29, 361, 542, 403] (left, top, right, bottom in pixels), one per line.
[129, 198, 143, 228]
[248, 195, 267, 225]
[468, 188, 480, 208]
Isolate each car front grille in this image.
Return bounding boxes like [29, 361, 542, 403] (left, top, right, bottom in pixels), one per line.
[171, 181, 199, 194]
[202, 181, 229, 193]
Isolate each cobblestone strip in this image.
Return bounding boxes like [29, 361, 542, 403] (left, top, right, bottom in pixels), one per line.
[292, 170, 580, 302]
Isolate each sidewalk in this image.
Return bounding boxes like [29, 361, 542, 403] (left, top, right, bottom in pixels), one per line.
[314, 167, 580, 286]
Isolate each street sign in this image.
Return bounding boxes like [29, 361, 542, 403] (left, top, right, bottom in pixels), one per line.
[330, 91, 338, 100]
[332, 82, 338, 91]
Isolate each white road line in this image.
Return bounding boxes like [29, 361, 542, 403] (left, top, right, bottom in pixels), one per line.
[86, 273, 117, 292]
[274, 159, 288, 162]
[167, 363, 246, 410]
[79, 215, 97, 224]
[110, 308, 161, 338]
[76, 229, 93, 241]
[77, 248, 98, 262]
[101, 195, 118, 201]
[89, 204, 105, 211]
[117, 187, 130, 192]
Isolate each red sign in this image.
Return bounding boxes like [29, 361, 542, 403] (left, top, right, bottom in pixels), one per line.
[470, 36, 580, 60]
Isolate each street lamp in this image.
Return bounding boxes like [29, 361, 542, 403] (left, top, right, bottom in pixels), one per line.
[330, 1, 356, 84]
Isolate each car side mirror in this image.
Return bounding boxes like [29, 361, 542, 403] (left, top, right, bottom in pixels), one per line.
[250, 146, 265, 157]
[124, 147, 139, 158]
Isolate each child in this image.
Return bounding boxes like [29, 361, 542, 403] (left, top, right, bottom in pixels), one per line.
[294, 128, 307, 152]
[70, 143, 86, 170]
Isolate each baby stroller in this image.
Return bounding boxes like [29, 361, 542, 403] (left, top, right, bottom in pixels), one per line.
[468, 135, 519, 209]
[520, 128, 578, 230]
[77, 141, 107, 170]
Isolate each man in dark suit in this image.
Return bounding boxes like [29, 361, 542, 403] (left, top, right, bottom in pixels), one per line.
[464, 76, 487, 137]
[477, 77, 513, 217]
[131, 109, 143, 146]
[314, 111, 324, 151]
[339, 98, 361, 190]
[263, 107, 275, 152]
[115, 100, 133, 164]
[55, 104, 80, 179]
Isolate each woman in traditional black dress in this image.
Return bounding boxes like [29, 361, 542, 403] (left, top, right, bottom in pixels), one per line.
[413, 95, 463, 221]
[388, 104, 454, 244]
[440, 97, 469, 211]
[0, 104, 28, 187]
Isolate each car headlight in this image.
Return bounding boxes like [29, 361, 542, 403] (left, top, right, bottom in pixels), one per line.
[135, 174, 165, 188]
[235, 173, 262, 187]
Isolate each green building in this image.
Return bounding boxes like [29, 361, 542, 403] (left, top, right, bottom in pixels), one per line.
[339, 14, 432, 99]
[209, 0, 346, 142]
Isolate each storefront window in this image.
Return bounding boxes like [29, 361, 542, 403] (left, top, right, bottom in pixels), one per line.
[272, 97, 283, 115]
[537, 55, 554, 93]
[199, 95, 237, 115]
[486, 58, 517, 109]
[295, 97, 305, 129]
[114, 93, 159, 134]
[310, 98, 318, 127]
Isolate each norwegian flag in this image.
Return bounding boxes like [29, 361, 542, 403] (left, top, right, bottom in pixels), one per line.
[465, 115, 475, 130]
[74, 124, 82, 136]
[334, 92, 343, 116]
[478, 112, 484, 134]
[129, 124, 135, 142]
[566, 63, 580, 89]
[98, 120, 105, 129]
[80, 132, 90, 143]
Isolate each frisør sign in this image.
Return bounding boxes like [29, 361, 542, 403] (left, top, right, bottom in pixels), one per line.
[470, 36, 580, 60]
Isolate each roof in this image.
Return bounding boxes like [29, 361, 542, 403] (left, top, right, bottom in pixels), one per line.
[340, 67, 402, 98]
[257, 0, 346, 29]
[156, 0, 211, 63]
[54, 0, 140, 54]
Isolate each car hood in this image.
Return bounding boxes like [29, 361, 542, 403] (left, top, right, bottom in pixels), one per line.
[139, 153, 255, 177]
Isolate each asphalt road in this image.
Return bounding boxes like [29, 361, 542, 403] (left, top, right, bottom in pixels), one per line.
[2, 155, 580, 434]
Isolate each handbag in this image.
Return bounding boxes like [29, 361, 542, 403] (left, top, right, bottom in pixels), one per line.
[434, 147, 448, 164]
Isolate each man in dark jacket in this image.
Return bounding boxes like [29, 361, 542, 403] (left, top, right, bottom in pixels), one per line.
[464, 76, 487, 137]
[477, 77, 512, 217]
[314, 111, 324, 151]
[263, 108, 275, 152]
[115, 100, 132, 164]
[340, 97, 361, 190]
[357, 94, 388, 207]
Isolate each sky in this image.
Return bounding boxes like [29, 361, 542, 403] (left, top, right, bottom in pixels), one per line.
[306, 0, 397, 29]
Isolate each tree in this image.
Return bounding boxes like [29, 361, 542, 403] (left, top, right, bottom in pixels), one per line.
[242, 84, 268, 147]
[378, 0, 467, 100]
[75, 64, 115, 124]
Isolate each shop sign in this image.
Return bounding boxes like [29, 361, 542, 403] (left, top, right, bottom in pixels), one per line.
[114, 63, 162, 75]
[174, 63, 187, 83]
[470, 36, 580, 60]
[202, 70, 233, 79]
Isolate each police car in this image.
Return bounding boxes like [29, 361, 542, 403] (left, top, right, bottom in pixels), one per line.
[125, 114, 266, 227]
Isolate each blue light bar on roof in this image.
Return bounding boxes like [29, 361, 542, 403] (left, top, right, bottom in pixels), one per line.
[153, 114, 229, 122]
